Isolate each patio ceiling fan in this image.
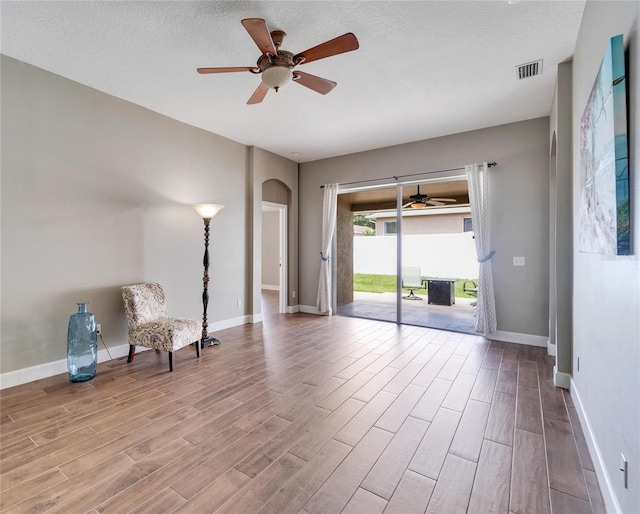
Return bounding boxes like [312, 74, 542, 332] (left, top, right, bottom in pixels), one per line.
[197, 18, 359, 104]
[403, 185, 457, 209]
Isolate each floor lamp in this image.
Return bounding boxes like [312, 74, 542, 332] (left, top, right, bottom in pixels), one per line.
[193, 203, 225, 348]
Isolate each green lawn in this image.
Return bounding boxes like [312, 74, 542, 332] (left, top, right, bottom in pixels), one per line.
[354, 273, 478, 299]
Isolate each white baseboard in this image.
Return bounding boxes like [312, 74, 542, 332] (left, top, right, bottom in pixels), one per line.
[286, 305, 300, 314]
[0, 315, 252, 390]
[208, 315, 251, 332]
[553, 367, 570, 389]
[261, 285, 280, 291]
[487, 330, 548, 347]
[547, 340, 557, 356]
[97, 343, 141, 362]
[571, 378, 622, 514]
[249, 314, 263, 324]
[0, 358, 69, 390]
[0, 343, 150, 390]
[299, 305, 329, 315]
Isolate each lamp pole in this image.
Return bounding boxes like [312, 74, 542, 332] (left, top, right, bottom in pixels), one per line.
[193, 204, 225, 349]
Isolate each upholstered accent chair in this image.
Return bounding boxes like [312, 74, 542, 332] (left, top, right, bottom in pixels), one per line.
[120, 282, 201, 372]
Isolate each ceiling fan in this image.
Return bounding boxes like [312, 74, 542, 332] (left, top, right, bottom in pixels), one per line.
[403, 185, 457, 209]
[197, 18, 359, 105]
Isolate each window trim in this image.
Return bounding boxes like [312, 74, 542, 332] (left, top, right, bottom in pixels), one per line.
[383, 220, 398, 235]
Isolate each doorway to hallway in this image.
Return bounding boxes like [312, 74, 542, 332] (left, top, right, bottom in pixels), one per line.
[261, 201, 288, 314]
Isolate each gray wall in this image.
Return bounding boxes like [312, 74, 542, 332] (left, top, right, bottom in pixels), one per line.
[261, 211, 280, 287]
[571, 2, 639, 512]
[549, 62, 573, 378]
[263, 179, 290, 205]
[300, 118, 550, 337]
[249, 147, 298, 315]
[0, 56, 292, 375]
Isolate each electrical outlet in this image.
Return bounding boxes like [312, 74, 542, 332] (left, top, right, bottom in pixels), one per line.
[620, 454, 628, 488]
[293, 291, 296, 299]
[96, 324, 102, 334]
[236, 299, 241, 308]
[577, 357, 580, 372]
[513, 256, 526, 266]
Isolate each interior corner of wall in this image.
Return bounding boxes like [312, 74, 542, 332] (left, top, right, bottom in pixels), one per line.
[553, 366, 570, 388]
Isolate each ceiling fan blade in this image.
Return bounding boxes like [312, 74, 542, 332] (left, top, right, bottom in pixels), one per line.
[292, 71, 336, 95]
[241, 18, 277, 56]
[197, 67, 255, 74]
[402, 202, 413, 208]
[430, 198, 457, 202]
[294, 33, 359, 65]
[427, 200, 446, 206]
[247, 82, 269, 105]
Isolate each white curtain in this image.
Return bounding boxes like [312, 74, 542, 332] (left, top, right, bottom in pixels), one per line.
[466, 162, 497, 335]
[316, 183, 339, 313]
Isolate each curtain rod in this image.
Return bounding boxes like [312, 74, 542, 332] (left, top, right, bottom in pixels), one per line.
[320, 162, 497, 189]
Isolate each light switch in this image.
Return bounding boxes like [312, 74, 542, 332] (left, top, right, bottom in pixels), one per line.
[513, 256, 525, 266]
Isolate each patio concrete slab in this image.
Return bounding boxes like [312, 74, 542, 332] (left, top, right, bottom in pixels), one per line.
[337, 292, 477, 334]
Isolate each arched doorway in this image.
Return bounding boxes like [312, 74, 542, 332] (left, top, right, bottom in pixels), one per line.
[262, 179, 290, 315]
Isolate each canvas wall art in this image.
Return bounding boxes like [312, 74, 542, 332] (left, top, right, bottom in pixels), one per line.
[579, 34, 630, 255]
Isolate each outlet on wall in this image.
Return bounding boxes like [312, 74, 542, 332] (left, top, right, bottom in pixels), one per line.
[513, 256, 526, 266]
[293, 291, 296, 299]
[236, 299, 241, 308]
[96, 324, 102, 334]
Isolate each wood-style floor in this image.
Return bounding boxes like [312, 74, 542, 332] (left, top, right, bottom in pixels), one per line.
[0, 291, 606, 514]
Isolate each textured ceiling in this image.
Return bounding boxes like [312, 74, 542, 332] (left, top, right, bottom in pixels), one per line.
[0, 1, 585, 163]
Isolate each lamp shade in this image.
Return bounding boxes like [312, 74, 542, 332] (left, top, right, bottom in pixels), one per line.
[261, 66, 293, 90]
[193, 204, 225, 219]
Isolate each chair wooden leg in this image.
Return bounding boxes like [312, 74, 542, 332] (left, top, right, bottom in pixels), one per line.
[127, 345, 136, 363]
[168, 352, 173, 372]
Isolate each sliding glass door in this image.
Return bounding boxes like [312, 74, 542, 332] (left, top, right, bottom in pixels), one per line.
[336, 178, 477, 333]
[337, 186, 397, 323]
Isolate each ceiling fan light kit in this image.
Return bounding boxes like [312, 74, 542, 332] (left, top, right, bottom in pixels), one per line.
[261, 66, 293, 91]
[197, 18, 359, 104]
[403, 185, 458, 209]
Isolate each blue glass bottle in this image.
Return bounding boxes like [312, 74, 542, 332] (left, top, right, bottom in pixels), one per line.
[67, 302, 97, 382]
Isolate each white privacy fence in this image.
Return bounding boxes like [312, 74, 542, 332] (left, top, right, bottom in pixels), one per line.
[354, 233, 479, 279]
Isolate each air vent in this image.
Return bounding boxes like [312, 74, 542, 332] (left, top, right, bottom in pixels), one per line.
[516, 60, 543, 79]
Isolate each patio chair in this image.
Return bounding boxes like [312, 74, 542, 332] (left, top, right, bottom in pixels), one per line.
[463, 280, 478, 307]
[463, 280, 478, 296]
[402, 266, 427, 300]
[121, 282, 201, 372]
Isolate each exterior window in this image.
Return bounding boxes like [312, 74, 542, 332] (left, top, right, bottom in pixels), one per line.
[384, 221, 397, 235]
[463, 217, 473, 232]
